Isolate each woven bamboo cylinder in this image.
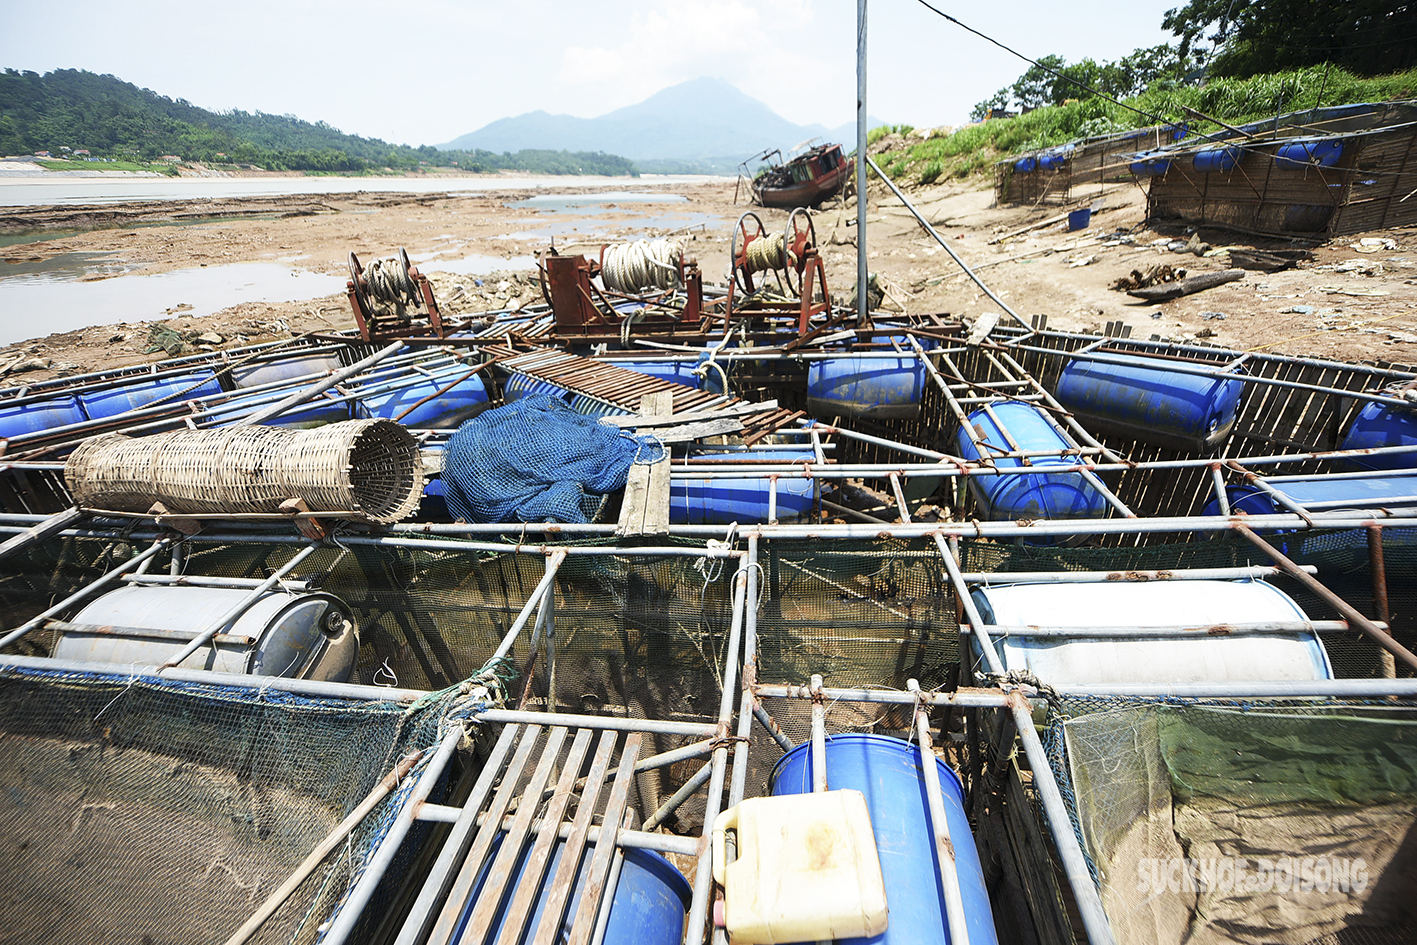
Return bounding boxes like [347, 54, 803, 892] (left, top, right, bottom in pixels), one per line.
[64, 419, 424, 524]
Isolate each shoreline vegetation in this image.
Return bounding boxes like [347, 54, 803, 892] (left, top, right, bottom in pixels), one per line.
[868, 65, 1417, 186]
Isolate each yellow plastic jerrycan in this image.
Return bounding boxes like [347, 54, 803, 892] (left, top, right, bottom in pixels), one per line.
[711, 789, 888, 944]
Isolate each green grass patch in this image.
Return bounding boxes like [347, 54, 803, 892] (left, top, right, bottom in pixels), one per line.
[875, 65, 1417, 186]
[35, 158, 178, 174]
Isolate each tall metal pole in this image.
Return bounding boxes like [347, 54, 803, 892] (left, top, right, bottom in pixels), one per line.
[856, 0, 868, 325]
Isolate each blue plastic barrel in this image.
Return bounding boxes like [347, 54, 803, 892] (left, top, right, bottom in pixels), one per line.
[808, 355, 926, 420]
[1202, 472, 1417, 518]
[1067, 208, 1091, 231]
[1338, 400, 1417, 470]
[954, 401, 1105, 522]
[771, 733, 999, 945]
[355, 373, 489, 428]
[1130, 152, 1171, 177]
[503, 373, 573, 405]
[1055, 352, 1245, 452]
[0, 395, 86, 440]
[1193, 146, 1243, 174]
[1013, 156, 1036, 174]
[229, 352, 342, 389]
[79, 371, 224, 420]
[450, 834, 690, 945]
[205, 389, 351, 428]
[672, 449, 815, 524]
[1276, 139, 1343, 169]
[1037, 147, 1072, 171]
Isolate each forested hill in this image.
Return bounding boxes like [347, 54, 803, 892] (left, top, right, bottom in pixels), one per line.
[0, 68, 638, 176]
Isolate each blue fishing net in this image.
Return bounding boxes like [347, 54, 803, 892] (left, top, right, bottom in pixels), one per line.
[441, 393, 663, 524]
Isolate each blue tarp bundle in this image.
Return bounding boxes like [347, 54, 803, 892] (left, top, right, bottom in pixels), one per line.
[441, 394, 661, 523]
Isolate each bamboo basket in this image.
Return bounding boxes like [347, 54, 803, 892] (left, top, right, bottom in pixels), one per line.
[64, 419, 424, 524]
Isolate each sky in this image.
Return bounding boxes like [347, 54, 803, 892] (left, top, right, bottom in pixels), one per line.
[0, 0, 1178, 147]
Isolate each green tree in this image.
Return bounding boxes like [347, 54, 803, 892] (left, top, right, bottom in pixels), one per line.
[1011, 55, 1068, 108]
[1163, 0, 1417, 77]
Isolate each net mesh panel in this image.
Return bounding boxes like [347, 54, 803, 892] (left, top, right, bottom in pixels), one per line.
[1042, 695, 1417, 945]
[0, 663, 451, 945]
[439, 394, 660, 524]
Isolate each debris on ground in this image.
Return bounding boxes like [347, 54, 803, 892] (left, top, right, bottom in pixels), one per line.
[1111, 264, 1186, 292]
[1200, 311, 1227, 321]
[145, 324, 190, 356]
[1127, 268, 1246, 302]
[1228, 248, 1314, 272]
[1319, 259, 1384, 275]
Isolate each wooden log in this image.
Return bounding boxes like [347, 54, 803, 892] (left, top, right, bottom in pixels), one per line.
[1127, 268, 1246, 302]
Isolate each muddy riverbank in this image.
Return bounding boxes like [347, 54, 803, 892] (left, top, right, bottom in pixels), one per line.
[1, 175, 1414, 383]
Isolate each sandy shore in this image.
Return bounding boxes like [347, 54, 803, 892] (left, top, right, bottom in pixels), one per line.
[1, 174, 1414, 382]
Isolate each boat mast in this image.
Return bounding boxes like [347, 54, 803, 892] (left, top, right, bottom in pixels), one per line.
[856, 0, 868, 325]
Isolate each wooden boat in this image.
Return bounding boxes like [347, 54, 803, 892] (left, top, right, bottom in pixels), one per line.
[750, 142, 849, 208]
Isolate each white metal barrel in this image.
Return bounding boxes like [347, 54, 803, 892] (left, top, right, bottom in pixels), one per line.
[969, 579, 1333, 684]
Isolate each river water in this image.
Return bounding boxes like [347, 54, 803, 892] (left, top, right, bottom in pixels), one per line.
[0, 176, 724, 345]
[0, 174, 726, 208]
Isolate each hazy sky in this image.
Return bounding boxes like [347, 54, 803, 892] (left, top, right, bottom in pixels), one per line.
[0, 0, 1177, 146]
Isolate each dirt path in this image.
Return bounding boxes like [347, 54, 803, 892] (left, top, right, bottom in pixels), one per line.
[2, 174, 1414, 384]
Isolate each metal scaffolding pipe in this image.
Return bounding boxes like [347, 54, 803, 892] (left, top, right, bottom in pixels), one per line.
[1055, 679, 1417, 698]
[0, 652, 430, 702]
[752, 701, 796, 751]
[1235, 524, 1417, 674]
[475, 708, 718, 738]
[235, 340, 405, 427]
[754, 684, 1011, 708]
[685, 553, 751, 945]
[908, 679, 970, 945]
[1010, 697, 1117, 945]
[959, 619, 1361, 637]
[490, 548, 564, 667]
[934, 534, 1006, 677]
[810, 673, 828, 793]
[643, 760, 713, 830]
[0, 537, 174, 650]
[729, 536, 761, 807]
[958, 564, 1315, 583]
[160, 540, 324, 670]
[323, 726, 464, 945]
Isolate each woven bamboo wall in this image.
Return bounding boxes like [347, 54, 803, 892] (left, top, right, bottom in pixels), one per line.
[996, 125, 1183, 205]
[1146, 121, 1417, 238]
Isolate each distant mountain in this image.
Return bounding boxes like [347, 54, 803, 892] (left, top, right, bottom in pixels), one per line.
[442, 77, 882, 164]
[0, 68, 636, 176]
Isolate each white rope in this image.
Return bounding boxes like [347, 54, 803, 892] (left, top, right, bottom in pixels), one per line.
[601, 238, 685, 293]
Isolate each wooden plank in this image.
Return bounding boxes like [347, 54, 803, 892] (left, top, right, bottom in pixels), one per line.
[531, 730, 618, 945]
[426, 725, 544, 945]
[0, 505, 87, 563]
[616, 391, 674, 537]
[564, 733, 643, 945]
[653, 418, 743, 444]
[463, 726, 569, 945]
[495, 728, 595, 945]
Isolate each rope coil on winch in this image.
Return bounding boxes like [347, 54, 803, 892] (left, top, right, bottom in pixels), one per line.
[362, 256, 420, 317]
[600, 237, 686, 293]
[743, 232, 788, 274]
